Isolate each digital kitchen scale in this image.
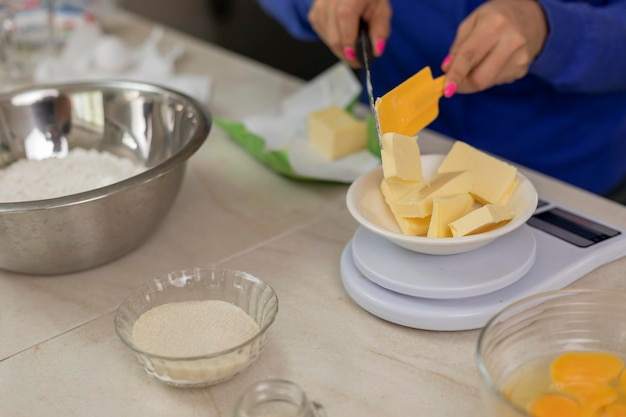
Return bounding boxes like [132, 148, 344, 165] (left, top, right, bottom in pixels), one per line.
[340, 198, 626, 331]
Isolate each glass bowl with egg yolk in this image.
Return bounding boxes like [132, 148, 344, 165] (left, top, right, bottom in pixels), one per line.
[477, 288, 626, 417]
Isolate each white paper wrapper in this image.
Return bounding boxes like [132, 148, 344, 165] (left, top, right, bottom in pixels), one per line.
[240, 63, 379, 182]
[33, 25, 212, 104]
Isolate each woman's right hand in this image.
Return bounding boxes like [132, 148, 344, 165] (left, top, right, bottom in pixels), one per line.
[307, 0, 392, 67]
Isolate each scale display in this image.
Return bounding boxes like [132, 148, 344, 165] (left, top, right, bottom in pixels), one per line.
[528, 205, 621, 247]
[340, 198, 626, 331]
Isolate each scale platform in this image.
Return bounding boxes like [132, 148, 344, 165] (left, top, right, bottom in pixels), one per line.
[340, 198, 626, 331]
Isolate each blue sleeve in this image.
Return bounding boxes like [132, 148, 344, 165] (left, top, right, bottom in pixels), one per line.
[530, 0, 626, 93]
[257, 0, 319, 41]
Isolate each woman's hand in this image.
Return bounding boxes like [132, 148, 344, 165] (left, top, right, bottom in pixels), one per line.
[441, 0, 548, 96]
[308, 0, 392, 67]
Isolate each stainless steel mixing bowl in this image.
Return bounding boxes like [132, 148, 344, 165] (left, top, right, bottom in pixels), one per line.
[0, 80, 211, 275]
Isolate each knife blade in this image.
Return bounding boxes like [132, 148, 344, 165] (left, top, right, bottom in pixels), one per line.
[356, 20, 383, 149]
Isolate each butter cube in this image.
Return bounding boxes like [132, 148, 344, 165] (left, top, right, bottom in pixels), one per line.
[394, 214, 431, 236]
[393, 170, 473, 218]
[380, 179, 430, 236]
[380, 132, 423, 182]
[380, 177, 425, 202]
[427, 193, 475, 238]
[308, 106, 367, 160]
[438, 141, 517, 205]
[449, 204, 514, 237]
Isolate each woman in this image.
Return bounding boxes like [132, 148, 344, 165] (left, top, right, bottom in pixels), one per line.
[258, 0, 626, 204]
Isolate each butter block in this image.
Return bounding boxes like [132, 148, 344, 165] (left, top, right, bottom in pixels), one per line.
[380, 179, 430, 236]
[308, 106, 367, 160]
[380, 132, 423, 181]
[427, 193, 475, 238]
[449, 204, 514, 237]
[393, 170, 473, 218]
[437, 141, 517, 205]
[395, 214, 431, 236]
[380, 177, 425, 203]
[500, 177, 519, 204]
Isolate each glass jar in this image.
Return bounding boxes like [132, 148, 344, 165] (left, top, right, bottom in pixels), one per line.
[0, 0, 115, 85]
[233, 379, 326, 417]
[0, 0, 55, 83]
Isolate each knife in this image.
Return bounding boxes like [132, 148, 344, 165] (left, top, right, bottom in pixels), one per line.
[356, 20, 383, 149]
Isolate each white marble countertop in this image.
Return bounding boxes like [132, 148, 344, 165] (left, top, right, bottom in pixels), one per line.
[1, 11, 625, 417]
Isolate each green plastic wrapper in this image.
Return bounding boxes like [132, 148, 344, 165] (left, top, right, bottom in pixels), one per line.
[215, 64, 381, 183]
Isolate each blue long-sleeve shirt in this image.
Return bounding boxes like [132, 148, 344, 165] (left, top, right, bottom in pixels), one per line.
[258, 0, 626, 196]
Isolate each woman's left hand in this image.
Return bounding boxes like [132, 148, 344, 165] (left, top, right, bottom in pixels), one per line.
[441, 0, 548, 95]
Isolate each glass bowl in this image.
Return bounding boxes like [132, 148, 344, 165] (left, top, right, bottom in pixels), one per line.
[476, 288, 626, 417]
[346, 154, 538, 255]
[114, 267, 279, 388]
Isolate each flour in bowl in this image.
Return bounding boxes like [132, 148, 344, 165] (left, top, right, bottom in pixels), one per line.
[130, 299, 262, 385]
[0, 148, 145, 203]
[132, 300, 260, 358]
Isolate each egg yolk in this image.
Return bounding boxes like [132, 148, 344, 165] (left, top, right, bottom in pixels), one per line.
[530, 394, 581, 417]
[560, 383, 618, 417]
[529, 352, 625, 417]
[620, 370, 626, 394]
[600, 403, 626, 417]
[551, 352, 624, 386]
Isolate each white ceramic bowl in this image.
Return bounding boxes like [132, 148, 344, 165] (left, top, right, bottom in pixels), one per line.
[346, 154, 538, 255]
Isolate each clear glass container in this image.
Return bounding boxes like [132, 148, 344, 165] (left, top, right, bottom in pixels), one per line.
[476, 288, 626, 417]
[0, 0, 115, 84]
[0, 0, 55, 83]
[234, 379, 326, 417]
[115, 268, 279, 388]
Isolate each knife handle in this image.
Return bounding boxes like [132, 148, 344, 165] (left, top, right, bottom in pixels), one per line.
[356, 19, 373, 66]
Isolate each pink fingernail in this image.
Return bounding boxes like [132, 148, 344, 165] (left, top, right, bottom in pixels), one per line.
[344, 47, 356, 60]
[443, 82, 457, 98]
[375, 39, 386, 55]
[441, 55, 453, 69]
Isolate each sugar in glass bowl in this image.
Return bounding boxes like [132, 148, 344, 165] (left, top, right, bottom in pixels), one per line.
[115, 267, 279, 388]
[346, 154, 538, 255]
[477, 288, 626, 417]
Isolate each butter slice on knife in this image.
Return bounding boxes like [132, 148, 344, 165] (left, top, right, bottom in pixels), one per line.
[380, 132, 423, 182]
